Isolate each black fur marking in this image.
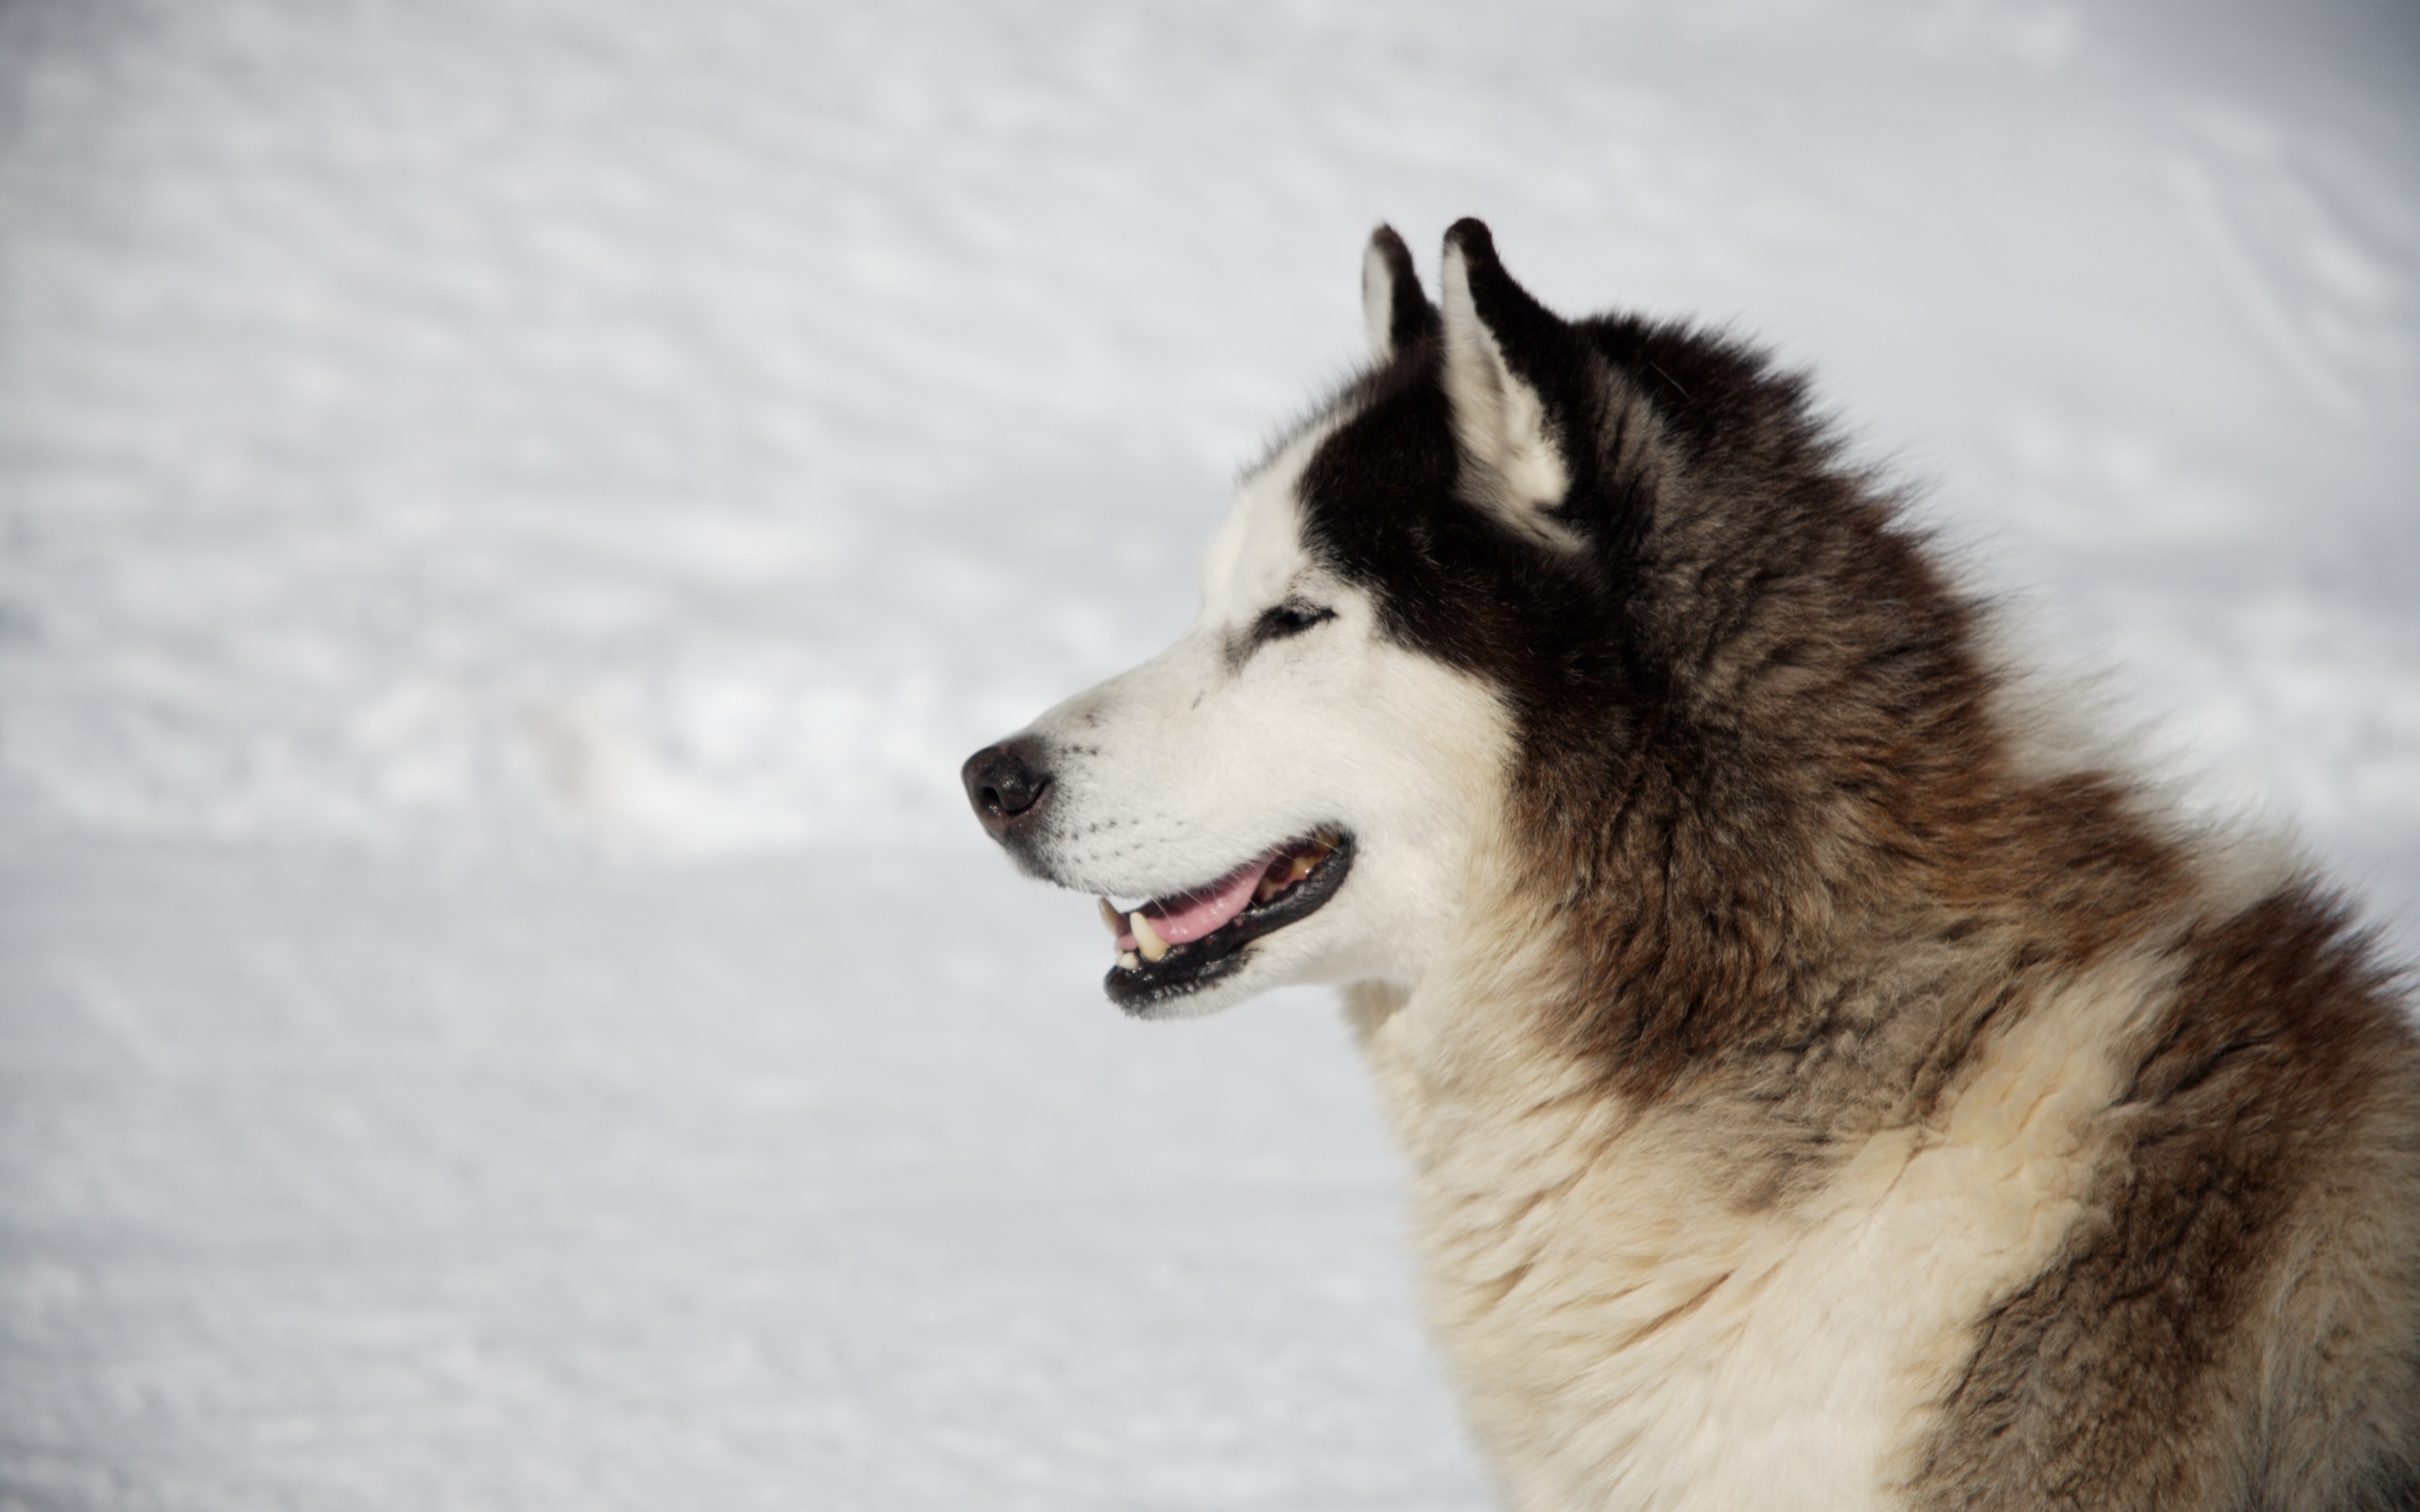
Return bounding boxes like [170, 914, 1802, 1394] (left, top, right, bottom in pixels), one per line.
[1366, 223, 1440, 357]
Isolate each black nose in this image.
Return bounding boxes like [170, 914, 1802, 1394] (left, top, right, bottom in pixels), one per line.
[962, 739, 1053, 840]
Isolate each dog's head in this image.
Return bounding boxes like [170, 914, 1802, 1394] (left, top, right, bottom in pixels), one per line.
[963, 220, 1689, 1018]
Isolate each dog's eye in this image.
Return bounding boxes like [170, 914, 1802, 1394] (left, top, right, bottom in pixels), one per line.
[1253, 600, 1336, 643]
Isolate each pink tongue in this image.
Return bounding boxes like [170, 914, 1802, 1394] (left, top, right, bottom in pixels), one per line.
[1139, 850, 1280, 944]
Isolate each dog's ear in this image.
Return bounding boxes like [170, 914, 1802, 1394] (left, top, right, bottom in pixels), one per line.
[1439, 218, 1589, 552]
[1361, 224, 1438, 364]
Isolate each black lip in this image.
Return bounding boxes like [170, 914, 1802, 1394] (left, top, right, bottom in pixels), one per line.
[1104, 833, 1356, 1014]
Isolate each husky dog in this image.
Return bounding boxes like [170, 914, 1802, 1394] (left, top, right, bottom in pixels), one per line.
[961, 221, 2420, 1511]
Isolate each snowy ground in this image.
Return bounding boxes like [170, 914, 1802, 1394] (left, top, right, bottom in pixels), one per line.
[1, 2, 2415, 1506]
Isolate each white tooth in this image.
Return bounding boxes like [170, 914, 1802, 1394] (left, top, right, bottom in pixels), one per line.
[1098, 897, 1124, 936]
[1118, 951, 1140, 971]
[1130, 912, 1169, 963]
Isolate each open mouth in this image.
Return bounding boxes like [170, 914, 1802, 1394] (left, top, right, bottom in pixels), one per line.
[1097, 829, 1353, 1011]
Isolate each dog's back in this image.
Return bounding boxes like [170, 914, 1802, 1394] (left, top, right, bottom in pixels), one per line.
[1910, 881, 2420, 1510]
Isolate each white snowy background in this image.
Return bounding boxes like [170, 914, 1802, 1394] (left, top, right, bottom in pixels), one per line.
[1, 1, 2414, 1506]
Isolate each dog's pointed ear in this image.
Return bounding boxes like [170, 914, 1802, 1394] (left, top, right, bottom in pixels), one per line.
[1361, 224, 1438, 364]
[1439, 218, 1588, 551]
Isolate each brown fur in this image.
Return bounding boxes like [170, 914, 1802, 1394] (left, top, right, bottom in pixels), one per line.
[977, 220, 2420, 1508]
[1298, 221, 2420, 1506]
[1914, 889, 2420, 1510]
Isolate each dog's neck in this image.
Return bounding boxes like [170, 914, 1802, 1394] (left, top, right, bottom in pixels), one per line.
[1334, 817, 2205, 1512]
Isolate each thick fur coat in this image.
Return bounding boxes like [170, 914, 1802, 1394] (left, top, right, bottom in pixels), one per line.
[964, 221, 2420, 1511]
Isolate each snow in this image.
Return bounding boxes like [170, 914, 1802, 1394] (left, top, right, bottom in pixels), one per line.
[0, 1, 2413, 1505]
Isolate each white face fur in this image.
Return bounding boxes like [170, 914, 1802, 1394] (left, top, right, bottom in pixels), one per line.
[1012, 421, 1514, 1018]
